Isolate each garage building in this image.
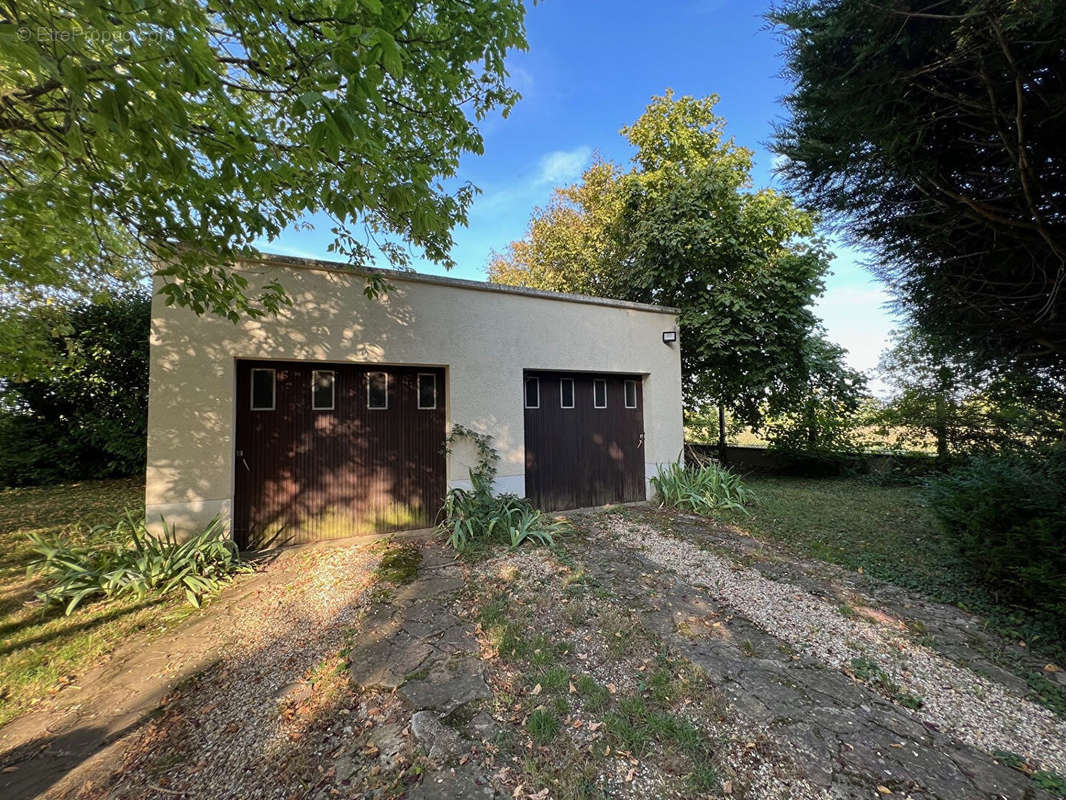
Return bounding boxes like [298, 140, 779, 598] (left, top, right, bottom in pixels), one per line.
[146, 254, 683, 546]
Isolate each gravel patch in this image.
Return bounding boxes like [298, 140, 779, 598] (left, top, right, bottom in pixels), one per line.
[601, 515, 1066, 775]
[79, 543, 381, 800]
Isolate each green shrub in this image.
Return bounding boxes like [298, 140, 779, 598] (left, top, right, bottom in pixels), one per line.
[27, 512, 250, 614]
[926, 447, 1066, 615]
[439, 425, 567, 554]
[0, 293, 150, 487]
[651, 460, 756, 515]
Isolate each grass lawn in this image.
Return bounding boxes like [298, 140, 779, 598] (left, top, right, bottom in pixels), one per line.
[0, 478, 195, 727]
[724, 475, 1065, 665]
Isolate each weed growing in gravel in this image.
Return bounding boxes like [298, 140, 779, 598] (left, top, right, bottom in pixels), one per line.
[575, 674, 611, 712]
[849, 657, 924, 710]
[535, 666, 571, 692]
[527, 709, 562, 743]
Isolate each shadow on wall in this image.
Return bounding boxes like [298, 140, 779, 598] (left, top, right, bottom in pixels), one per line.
[147, 267, 424, 538]
[233, 363, 446, 548]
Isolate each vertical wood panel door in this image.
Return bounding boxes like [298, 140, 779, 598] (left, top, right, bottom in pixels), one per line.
[523, 371, 645, 511]
[234, 361, 445, 548]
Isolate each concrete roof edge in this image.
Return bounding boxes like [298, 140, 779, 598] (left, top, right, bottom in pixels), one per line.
[243, 252, 682, 316]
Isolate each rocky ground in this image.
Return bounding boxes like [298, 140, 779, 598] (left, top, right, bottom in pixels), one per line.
[6, 508, 1065, 800]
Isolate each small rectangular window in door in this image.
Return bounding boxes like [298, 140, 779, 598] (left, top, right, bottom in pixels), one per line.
[624, 379, 638, 409]
[251, 368, 275, 410]
[417, 373, 437, 409]
[525, 377, 540, 409]
[560, 378, 575, 408]
[312, 370, 335, 410]
[593, 379, 607, 409]
[368, 371, 388, 409]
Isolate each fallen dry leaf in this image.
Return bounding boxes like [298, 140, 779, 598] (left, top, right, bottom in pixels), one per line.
[530, 683, 542, 696]
[877, 786, 892, 795]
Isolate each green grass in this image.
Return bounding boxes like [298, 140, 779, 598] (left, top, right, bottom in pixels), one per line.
[722, 476, 1066, 664]
[0, 478, 196, 726]
[526, 709, 562, 744]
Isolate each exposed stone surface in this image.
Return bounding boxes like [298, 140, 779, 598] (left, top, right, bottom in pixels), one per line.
[410, 710, 464, 763]
[400, 659, 491, 713]
[406, 765, 497, 799]
[469, 711, 502, 742]
[574, 511, 1055, 799]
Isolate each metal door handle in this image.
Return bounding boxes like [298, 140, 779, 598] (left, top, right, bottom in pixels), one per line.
[637, 433, 645, 448]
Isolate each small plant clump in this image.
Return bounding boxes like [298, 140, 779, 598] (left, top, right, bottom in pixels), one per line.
[650, 459, 756, 515]
[439, 425, 568, 554]
[526, 709, 561, 744]
[374, 540, 423, 584]
[27, 512, 250, 614]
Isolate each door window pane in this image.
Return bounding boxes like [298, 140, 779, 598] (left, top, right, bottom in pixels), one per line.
[417, 373, 437, 409]
[525, 377, 540, 409]
[251, 368, 275, 410]
[560, 378, 575, 409]
[312, 370, 335, 410]
[593, 379, 607, 409]
[368, 371, 388, 409]
[624, 379, 638, 409]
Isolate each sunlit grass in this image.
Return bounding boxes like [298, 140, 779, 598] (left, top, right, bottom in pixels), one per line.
[0, 478, 197, 726]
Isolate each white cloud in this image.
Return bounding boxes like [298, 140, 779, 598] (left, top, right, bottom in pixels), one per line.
[534, 146, 592, 186]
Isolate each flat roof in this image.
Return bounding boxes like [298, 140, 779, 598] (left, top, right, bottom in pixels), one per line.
[247, 252, 680, 316]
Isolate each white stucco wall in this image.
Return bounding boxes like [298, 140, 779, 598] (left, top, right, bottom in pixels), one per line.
[146, 257, 684, 535]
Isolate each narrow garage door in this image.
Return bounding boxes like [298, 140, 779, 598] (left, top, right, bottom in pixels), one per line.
[523, 371, 645, 511]
[234, 361, 445, 548]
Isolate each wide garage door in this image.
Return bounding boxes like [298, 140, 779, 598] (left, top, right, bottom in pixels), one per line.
[234, 360, 445, 548]
[523, 371, 646, 511]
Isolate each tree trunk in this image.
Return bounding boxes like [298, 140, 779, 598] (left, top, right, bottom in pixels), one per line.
[805, 399, 817, 449]
[717, 404, 728, 464]
[934, 365, 951, 463]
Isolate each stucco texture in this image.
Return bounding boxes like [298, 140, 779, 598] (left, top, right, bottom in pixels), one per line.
[146, 258, 683, 535]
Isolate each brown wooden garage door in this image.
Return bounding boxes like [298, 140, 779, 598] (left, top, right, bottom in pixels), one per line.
[523, 371, 645, 511]
[234, 361, 445, 548]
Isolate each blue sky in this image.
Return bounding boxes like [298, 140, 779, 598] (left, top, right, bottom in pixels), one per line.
[260, 0, 899, 381]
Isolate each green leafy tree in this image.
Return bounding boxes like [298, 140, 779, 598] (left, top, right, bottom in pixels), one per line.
[770, 0, 1066, 379]
[0, 293, 150, 485]
[1, 0, 527, 318]
[873, 327, 1065, 460]
[765, 331, 868, 452]
[491, 92, 832, 449]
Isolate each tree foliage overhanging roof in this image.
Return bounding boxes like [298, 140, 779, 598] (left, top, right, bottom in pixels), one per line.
[770, 0, 1066, 378]
[0, 0, 527, 318]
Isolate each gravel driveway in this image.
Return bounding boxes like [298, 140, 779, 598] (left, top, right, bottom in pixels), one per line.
[3, 510, 1063, 800]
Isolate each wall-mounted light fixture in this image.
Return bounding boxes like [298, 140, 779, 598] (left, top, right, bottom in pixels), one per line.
[662, 330, 677, 344]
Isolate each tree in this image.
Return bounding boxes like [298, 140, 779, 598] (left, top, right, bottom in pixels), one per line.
[0, 292, 151, 486]
[873, 327, 1066, 460]
[770, 0, 1066, 380]
[1, 0, 527, 318]
[765, 331, 868, 452]
[491, 92, 832, 443]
